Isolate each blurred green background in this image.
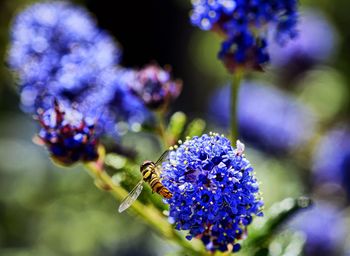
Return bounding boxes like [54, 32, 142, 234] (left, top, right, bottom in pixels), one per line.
[1, 0, 350, 255]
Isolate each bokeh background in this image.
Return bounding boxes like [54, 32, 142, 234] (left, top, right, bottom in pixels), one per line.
[1, 0, 350, 255]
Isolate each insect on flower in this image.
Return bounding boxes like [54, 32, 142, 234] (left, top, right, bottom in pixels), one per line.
[161, 134, 263, 252]
[118, 151, 172, 213]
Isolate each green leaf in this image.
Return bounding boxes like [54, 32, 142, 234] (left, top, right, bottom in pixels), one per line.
[267, 230, 305, 256]
[167, 112, 187, 144]
[185, 118, 206, 138]
[105, 153, 127, 170]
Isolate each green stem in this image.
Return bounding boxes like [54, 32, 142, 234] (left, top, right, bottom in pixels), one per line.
[84, 161, 203, 254]
[230, 70, 243, 142]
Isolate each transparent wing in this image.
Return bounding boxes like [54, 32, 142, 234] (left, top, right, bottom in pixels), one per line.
[118, 180, 144, 213]
[154, 150, 169, 176]
[155, 150, 169, 166]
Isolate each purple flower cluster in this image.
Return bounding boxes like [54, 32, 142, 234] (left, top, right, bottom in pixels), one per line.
[126, 65, 182, 109]
[37, 101, 99, 165]
[190, 0, 298, 72]
[162, 134, 263, 252]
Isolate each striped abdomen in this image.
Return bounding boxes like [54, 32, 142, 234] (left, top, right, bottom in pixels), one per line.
[141, 161, 172, 199]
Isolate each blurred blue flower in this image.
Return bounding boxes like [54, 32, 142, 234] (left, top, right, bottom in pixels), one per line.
[79, 68, 148, 136]
[8, 1, 119, 112]
[312, 127, 350, 199]
[289, 201, 347, 256]
[190, 0, 298, 72]
[8, 2, 147, 137]
[37, 100, 99, 166]
[269, 10, 338, 74]
[162, 134, 263, 252]
[126, 64, 182, 109]
[209, 82, 316, 153]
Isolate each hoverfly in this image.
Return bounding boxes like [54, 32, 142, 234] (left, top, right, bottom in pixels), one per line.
[118, 151, 172, 213]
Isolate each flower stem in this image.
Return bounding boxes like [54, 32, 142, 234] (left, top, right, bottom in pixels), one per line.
[83, 160, 203, 254]
[156, 110, 169, 149]
[230, 70, 243, 142]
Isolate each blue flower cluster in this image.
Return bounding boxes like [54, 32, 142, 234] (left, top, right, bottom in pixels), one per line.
[209, 82, 316, 153]
[269, 10, 338, 76]
[190, 0, 298, 72]
[126, 64, 182, 109]
[37, 101, 99, 165]
[312, 127, 350, 199]
[8, 2, 147, 137]
[289, 201, 347, 256]
[162, 134, 263, 252]
[8, 1, 118, 112]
